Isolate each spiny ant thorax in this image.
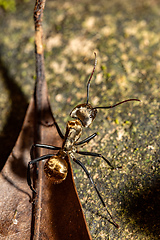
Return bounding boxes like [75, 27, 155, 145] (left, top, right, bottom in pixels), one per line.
[70, 103, 97, 128]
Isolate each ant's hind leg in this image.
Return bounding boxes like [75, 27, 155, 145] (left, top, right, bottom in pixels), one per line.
[27, 163, 36, 194]
[73, 157, 119, 228]
[27, 154, 54, 193]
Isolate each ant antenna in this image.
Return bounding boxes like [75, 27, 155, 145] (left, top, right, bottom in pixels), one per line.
[86, 53, 140, 107]
[86, 52, 97, 104]
[94, 98, 140, 110]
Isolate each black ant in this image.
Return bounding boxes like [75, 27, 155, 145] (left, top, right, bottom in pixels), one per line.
[27, 53, 140, 228]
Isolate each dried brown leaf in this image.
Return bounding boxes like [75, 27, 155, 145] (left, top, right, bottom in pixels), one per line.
[0, 0, 92, 239]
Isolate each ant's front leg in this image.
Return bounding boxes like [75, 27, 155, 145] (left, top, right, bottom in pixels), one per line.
[76, 150, 121, 170]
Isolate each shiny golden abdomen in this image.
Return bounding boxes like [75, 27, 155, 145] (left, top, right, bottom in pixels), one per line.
[44, 156, 68, 184]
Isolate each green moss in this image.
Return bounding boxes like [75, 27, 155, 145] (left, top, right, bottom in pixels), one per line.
[0, 0, 160, 239]
[0, 0, 16, 12]
[115, 118, 119, 124]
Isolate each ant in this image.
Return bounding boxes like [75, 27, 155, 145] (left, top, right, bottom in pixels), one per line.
[27, 53, 140, 228]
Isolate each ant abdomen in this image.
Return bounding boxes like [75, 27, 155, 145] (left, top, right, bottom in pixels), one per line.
[44, 155, 68, 184]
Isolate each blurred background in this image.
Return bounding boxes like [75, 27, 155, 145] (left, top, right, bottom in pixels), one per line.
[0, 0, 160, 239]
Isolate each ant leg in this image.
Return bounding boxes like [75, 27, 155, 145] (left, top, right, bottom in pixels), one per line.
[29, 144, 60, 192]
[27, 154, 54, 193]
[31, 143, 61, 151]
[30, 144, 61, 160]
[31, 143, 61, 156]
[27, 163, 36, 194]
[73, 158, 119, 228]
[76, 150, 121, 169]
[75, 133, 97, 146]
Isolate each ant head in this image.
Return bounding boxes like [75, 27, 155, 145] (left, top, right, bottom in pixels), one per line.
[70, 103, 97, 127]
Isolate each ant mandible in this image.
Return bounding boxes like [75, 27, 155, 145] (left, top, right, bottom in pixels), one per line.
[27, 53, 140, 228]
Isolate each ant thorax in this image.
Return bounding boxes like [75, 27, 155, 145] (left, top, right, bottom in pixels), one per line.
[63, 119, 82, 151]
[70, 103, 97, 127]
